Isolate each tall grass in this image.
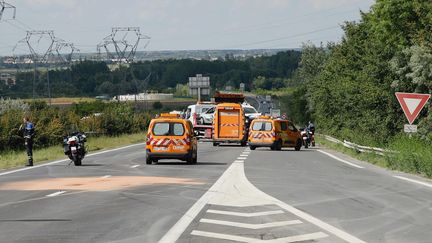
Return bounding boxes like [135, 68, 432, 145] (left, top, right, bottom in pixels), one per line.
[0, 133, 145, 170]
[386, 136, 432, 177]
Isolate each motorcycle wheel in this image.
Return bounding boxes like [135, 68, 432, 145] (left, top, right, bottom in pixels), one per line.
[74, 158, 82, 166]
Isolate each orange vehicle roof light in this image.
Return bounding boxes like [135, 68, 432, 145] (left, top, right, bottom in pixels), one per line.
[259, 115, 271, 119]
[159, 113, 180, 118]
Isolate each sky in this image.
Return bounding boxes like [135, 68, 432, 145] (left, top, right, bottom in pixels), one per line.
[0, 0, 375, 56]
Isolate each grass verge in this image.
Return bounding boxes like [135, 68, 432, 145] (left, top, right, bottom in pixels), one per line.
[0, 132, 145, 170]
[317, 134, 432, 179]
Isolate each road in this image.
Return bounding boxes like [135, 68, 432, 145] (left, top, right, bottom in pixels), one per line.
[0, 143, 431, 243]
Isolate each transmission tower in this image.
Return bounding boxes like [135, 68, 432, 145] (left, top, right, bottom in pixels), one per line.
[97, 27, 150, 63]
[0, 0, 15, 21]
[54, 38, 80, 63]
[14, 30, 56, 63]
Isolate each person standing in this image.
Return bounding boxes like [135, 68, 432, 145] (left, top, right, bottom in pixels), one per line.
[20, 117, 35, 166]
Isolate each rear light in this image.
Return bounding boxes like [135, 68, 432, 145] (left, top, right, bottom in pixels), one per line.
[146, 136, 151, 145]
[68, 140, 76, 145]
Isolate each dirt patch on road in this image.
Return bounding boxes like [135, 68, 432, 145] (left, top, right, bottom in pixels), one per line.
[0, 176, 204, 191]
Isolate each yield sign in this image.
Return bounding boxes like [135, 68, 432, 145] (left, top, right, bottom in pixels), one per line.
[395, 92, 431, 124]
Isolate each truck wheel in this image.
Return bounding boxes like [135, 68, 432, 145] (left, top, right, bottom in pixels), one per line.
[295, 139, 302, 151]
[249, 145, 256, 150]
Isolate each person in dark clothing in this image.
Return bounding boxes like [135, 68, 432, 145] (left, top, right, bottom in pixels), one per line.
[19, 117, 35, 166]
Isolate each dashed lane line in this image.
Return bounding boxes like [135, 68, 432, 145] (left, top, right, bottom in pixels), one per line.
[131, 165, 140, 168]
[46, 191, 67, 197]
[191, 230, 329, 243]
[200, 218, 303, 230]
[317, 150, 364, 169]
[101, 175, 111, 178]
[207, 209, 284, 217]
[236, 157, 247, 160]
[394, 176, 432, 189]
[0, 143, 146, 177]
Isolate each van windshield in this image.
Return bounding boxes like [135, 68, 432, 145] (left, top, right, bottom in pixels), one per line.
[252, 122, 272, 131]
[153, 122, 185, 136]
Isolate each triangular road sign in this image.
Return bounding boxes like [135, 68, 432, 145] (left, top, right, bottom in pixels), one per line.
[395, 92, 431, 125]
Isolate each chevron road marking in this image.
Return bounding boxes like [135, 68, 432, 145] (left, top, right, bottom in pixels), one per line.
[207, 209, 284, 217]
[200, 218, 302, 229]
[191, 231, 329, 243]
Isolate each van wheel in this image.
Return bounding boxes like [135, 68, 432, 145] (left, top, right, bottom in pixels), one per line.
[276, 140, 282, 151]
[146, 154, 152, 164]
[213, 142, 219, 147]
[249, 146, 256, 150]
[295, 139, 302, 151]
[240, 141, 247, 147]
[193, 152, 198, 164]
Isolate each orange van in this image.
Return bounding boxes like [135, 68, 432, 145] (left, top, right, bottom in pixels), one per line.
[212, 103, 247, 146]
[146, 113, 198, 164]
[248, 116, 302, 151]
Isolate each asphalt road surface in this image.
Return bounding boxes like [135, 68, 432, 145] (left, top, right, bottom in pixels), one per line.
[0, 142, 431, 243]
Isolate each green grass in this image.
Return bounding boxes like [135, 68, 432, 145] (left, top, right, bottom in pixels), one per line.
[0, 132, 145, 170]
[317, 134, 432, 178]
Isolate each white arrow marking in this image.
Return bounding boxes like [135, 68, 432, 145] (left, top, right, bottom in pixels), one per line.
[404, 98, 421, 114]
[46, 191, 67, 197]
[191, 231, 328, 243]
[207, 209, 284, 217]
[200, 218, 302, 229]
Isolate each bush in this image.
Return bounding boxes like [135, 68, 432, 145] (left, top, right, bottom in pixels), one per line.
[152, 101, 163, 110]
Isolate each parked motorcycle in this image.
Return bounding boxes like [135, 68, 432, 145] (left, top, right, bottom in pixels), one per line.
[63, 132, 87, 166]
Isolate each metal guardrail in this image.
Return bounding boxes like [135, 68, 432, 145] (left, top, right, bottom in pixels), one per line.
[323, 135, 396, 156]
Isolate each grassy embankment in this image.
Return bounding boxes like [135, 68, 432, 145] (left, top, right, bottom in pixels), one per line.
[0, 133, 145, 170]
[317, 135, 432, 178]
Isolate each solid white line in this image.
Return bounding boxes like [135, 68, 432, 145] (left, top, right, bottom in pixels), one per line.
[394, 176, 432, 189]
[317, 150, 364, 169]
[200, 218, 302, 229]
[191, 230, 328, 243]
[0, 143, 145, 177]
[46, 191, 67, 197]
[101, 175, 111, 178]
[207, 209, 284, 217]
[131, 165, 140, 168]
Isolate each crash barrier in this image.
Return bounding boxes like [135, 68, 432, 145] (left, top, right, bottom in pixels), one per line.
[323, 135, 396, 156]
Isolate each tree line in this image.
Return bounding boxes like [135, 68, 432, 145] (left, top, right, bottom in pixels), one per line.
[0, 51, 301, 98]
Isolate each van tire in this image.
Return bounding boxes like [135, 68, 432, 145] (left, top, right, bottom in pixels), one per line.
[193, 152, 198, 164]
[213, 142, 219, 147]
[250, 146, 256, 150]
[295, 139, 302, 151]
[240, 141, 247, 147]
[146, 155, 152, 165]
[276, 140, 282, 151]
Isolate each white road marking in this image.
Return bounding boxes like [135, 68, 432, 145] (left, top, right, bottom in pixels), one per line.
[317, 150, 364, 169]
[46, 191, 67, 197]
[131, 165, 140, 168]
[207, 209, 284, 217]
[101, 175, 111, 178]
[158, 148, 366, 243]
[0, 143, 146, 177]
[191, 231, 328, 243]
[239, 154, 248, 157]
[394, 176, 432, 189]
[200, 218, 302, 229]
[236, 157, 247, 160]
[234, 160, 245, 163]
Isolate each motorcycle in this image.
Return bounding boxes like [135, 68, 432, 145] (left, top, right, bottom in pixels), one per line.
[63, 132, 87, 166]
[300, 128, 310, 148]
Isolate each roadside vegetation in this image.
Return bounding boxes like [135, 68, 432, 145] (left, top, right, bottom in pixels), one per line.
[0, 132, 145, 170]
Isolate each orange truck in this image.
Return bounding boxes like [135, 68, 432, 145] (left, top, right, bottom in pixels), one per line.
[212, 102, 248, 146]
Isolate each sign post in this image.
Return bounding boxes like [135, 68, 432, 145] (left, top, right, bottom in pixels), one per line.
[395, 92, 431, 133]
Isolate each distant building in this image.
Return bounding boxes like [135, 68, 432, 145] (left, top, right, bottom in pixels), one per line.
[0, 73, 16, 86]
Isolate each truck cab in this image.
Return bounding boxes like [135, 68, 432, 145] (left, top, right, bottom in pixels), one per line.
[212, 103, 247, 146]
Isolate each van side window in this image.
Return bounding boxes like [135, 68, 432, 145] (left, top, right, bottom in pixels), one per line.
[287, 123, 297, 132]
[280, 122, 288, 131]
